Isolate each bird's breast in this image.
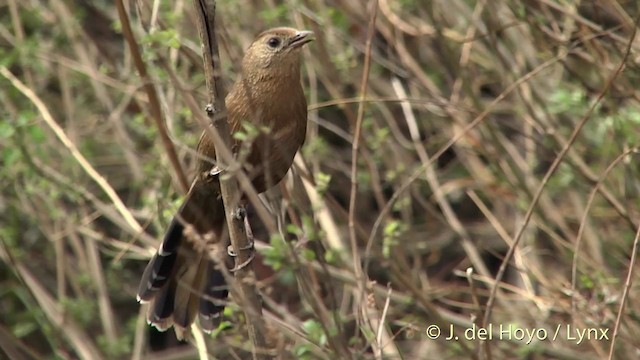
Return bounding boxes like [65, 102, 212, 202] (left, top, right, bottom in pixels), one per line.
[195, 78, 307, 193]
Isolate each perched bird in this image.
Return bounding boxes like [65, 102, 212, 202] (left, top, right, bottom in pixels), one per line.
[136, 27, 314, 338]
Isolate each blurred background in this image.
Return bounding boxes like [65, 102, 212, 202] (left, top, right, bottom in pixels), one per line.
[1, 0, 640, 359]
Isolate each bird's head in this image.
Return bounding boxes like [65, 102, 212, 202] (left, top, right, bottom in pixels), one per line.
[242, 27, 314, 75]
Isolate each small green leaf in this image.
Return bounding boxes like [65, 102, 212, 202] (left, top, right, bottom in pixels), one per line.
[316, 172, 331, 196]
[0, 122, 16, 138]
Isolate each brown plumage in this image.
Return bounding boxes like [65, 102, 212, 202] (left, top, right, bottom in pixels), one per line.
[136, 27, 313, 338]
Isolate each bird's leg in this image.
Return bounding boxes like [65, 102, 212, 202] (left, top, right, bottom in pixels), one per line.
[227, 204, 256, 272]
[229, 251, 255, 272]
[227, 205, 255, 254]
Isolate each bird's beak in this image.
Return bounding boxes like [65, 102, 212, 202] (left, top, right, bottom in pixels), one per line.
[289, 30, 315, 49]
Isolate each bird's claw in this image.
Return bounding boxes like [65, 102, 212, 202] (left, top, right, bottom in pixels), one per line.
[229, 251, 255, 272]
[209, 166, 222, 176]
[228, 241, 256, 272]
[227, 240, 254, 257]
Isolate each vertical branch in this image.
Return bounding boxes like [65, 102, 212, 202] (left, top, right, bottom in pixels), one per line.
[191, 1, 268, 358]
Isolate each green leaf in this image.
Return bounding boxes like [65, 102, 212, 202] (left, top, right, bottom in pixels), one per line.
[382, 220, 405, 259]
[3, 147, 20, 166]
[302, 319, 327, 345]
[316, 172, 331, 196]
[27, 125, 45, 143]
[0, 122, 16, 138]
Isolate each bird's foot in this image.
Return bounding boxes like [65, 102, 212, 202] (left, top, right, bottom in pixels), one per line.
[227, 241, 255, 272]
[226, 240, 254, 257]
[208, 166, 222, 178]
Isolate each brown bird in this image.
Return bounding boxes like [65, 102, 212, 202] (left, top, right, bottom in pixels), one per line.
[136, 27, 313, 338]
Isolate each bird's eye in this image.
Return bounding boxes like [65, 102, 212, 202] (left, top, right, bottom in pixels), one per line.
[267, 37, 281, 48]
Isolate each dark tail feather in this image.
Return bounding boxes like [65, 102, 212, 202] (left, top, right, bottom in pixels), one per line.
[136, 220, 183, 302]
[198, 263, 228, 332]
[145, 256, 228, 337]
[137, 178, 229, 337]
[146, 280, 175, 332]
[172, 254, 207, 330]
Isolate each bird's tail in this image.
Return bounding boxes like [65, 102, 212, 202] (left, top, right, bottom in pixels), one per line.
[137, 179, 229, 338]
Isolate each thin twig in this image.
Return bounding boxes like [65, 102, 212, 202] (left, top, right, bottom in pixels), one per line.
[347, 0, 378, 343]
[115, 0, 189, 192]
[608, 220, 640, 359]
[571, 147, 639, 314]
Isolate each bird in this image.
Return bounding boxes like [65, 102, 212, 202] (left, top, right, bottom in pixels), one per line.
[136, 27, 314, 338]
